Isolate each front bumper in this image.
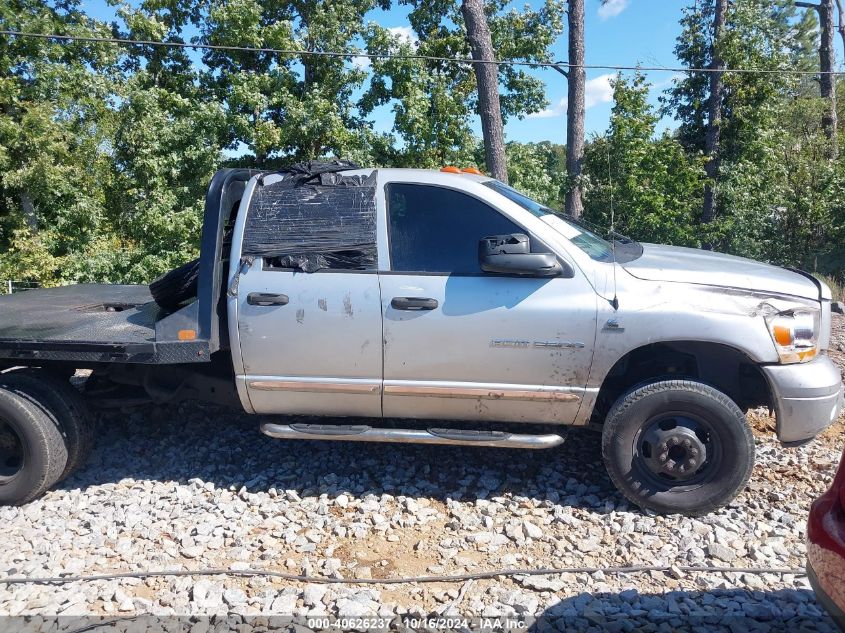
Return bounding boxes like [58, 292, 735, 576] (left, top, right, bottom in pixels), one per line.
[761, 355, 844, 444]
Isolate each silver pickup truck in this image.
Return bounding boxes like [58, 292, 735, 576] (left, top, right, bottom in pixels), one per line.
[0, 161, 841, 516]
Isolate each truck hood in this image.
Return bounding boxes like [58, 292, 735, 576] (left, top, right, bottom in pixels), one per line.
[621, 243, 821, 300]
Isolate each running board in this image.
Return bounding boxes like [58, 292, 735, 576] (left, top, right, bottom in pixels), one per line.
[260, 422, 566, 449]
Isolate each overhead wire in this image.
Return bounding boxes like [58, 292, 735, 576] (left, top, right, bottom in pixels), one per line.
[0, 564, 807, 586]
[2, 29, 845, 76]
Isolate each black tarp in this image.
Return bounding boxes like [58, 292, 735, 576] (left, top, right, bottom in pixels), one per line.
[241, 160, 377, 273]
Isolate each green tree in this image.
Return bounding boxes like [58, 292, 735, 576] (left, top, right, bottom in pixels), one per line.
[584, 74, 705, 247]
[663, 0, 828, 254]
[664, 0, 800, 156]
[103, 83, 226, 282]
[362, 0, 564, 167]
[718, 97, 845, 268]
[793, 4, 821, 73]
[0, 0, 119, 285]
[200, 0, 386, 165]
[505, 142, 566, 208]
[99, 0, 227, 282]
[361, 23, 478, 167]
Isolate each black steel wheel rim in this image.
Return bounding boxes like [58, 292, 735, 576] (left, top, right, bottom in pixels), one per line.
[0, 418, 24, 484]
[632, 411, 721, 492]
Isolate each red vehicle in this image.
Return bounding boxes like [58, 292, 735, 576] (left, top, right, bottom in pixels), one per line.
[808, 446, 845, 627]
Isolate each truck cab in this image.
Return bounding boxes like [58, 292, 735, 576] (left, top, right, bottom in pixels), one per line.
[229, 168, 597, 426]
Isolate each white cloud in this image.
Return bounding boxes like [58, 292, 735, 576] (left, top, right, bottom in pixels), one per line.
[526, 75, 615, 119]
[585, 73, 615, 108]
[526, 75, 614, 119]
[388, 26, 417, 47]
[527, 98, 567, 119]
[351, 55, 371, 70]
[526, 108, 558, 119]
[598, 0, 629, 20]
[650, 73, 683, 90]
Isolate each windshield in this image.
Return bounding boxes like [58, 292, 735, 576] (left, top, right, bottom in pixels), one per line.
[483, 180, 618, 262]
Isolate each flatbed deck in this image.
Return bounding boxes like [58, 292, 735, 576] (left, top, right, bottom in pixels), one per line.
[0, 169, 257, 367]
[0, 284, 210, 365]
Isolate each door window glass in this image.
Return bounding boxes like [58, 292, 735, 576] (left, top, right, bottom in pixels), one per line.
[387, 183, 523, 273]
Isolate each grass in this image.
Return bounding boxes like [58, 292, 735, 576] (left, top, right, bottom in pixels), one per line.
[814, 273, 844, 302]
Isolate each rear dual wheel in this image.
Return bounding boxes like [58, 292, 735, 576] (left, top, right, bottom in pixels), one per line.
[0, 388, 67, 505]
[0, 369, 94, 505]
[602, 380, 755, 516]
[1, 369, 94, 478]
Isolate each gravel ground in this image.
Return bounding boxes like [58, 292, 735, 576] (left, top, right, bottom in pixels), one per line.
[0, 318, 844, 631]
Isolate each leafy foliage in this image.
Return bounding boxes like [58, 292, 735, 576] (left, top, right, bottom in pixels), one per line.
[647, 0, 844, 280]
[360, 0, 564, 167]
[1, 0, 845, 289]
[583, 74, 705, 247]
[0, 0, 119, 284]
[505, 141, 566, 208]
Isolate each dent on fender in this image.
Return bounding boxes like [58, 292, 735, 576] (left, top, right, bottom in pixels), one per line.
[587, 281, 797, 391]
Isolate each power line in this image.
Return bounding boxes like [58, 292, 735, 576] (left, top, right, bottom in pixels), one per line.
[0, 563, 806, 586]
[3, 29, 845, 76]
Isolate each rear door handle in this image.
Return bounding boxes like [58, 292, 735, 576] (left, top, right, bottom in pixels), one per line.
[247, 292, 289, 306]
[391, 296, 438, 311]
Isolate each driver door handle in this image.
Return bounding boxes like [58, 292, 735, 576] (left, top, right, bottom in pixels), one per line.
[391, 296, 438, 311]
[247, 292, 289, 306]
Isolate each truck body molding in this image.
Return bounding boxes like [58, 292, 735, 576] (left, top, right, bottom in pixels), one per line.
[382, 382, 581, 402]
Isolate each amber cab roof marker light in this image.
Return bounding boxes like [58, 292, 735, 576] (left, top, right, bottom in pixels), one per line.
[440, 166, 462, 174]
[461, 167, 484, 175]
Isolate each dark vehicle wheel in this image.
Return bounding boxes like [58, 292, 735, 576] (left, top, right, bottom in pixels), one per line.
[0, 387, 68, 505]
[150, 258, 200, 310]
[0, 369, 94, 478]
[601, 380, 754, 516]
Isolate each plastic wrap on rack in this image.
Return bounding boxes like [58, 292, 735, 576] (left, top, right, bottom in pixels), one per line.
[256, 159, 361, 185]
[241, 162, 377, 272]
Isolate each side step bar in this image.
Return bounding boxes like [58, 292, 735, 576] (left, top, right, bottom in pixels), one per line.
[260, 422, 566, 449]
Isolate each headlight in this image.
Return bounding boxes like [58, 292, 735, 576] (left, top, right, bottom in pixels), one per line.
[765, 309, 819, 363]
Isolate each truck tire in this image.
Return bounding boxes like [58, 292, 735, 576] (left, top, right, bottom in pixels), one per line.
[150, 258, 200, 310]
[601, 380, 754, 516]
[0, 369, 94, 478]
[0, 387, 68, 505]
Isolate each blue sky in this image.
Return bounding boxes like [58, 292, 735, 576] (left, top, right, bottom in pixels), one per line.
[355, 0, 688, 143]
[507, 0, 686, 142]
[78, 1, 823, 145]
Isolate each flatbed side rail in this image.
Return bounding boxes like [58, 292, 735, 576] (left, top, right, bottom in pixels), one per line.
[0, 338, 210, 364]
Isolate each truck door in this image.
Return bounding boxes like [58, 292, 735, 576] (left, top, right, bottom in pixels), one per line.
[230, 172, 383, 417]
[379, 183, 597, 424]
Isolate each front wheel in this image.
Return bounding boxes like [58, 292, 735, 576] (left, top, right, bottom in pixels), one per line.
[601, 380, 754, 516]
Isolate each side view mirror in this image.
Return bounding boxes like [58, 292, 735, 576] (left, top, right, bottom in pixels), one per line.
[478, 234, 563, 277]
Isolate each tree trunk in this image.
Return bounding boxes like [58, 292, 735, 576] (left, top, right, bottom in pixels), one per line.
[461, 0, 508, 182]
[836, 0, 845, 52]
[565, 0, 585, 218]
[19, 192, 37, 230]
[702, 0, 727, 231]
[798, 0, 839, 158]
[820, 0, 838, 158]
